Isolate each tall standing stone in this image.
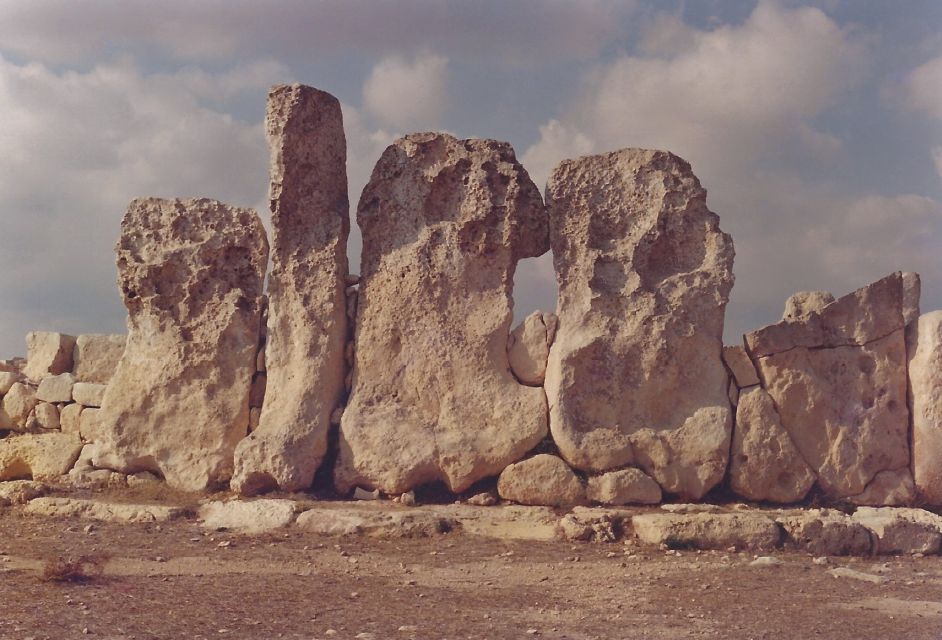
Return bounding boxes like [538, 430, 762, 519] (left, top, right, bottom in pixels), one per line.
[745, 272, 918, 502]
[544, 149, 735, 500]
[92, 198, 268, 491]
[908, 310, 942, 504]
[334, 133, 549, 494]
[231, 85, 349, 495]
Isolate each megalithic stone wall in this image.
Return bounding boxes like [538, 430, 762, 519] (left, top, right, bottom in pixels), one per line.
[231, 84, 349, 495]
[544, 149, 735, 500]
[334, 133, 549, 495]
[92, 198, 269, 491]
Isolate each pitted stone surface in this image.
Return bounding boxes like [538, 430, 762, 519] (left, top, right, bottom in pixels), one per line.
[0, 432, 83, 480]
[335, 133, 549, 494]
[232, 85, 349, 496]
[93, 198, 268, 491]
[544, 149, 734, 500]
[72, 334, 126, 384]
[729, 387, 815, 503]
[909, 311, 942, 504]
[748, 274, 916, 500]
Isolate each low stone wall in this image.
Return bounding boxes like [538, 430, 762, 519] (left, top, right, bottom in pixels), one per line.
[1, 83, 941, 514]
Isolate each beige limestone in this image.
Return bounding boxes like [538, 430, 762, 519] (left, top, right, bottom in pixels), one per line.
[497, 454, 585, 507]
[544, 149, 734, 500]
[586, 468, 662, 505]
[0, 371, 21, 395]
[852, 508, 941, 555]
[93, 198, 268, 491]
[335, 133, 549, 494]
[748, 273, 916, 501]
[59, 403, 83, 434]
[25, 497, 186, 523]
[729, 387, 815, 503]
[631, 512, 782, 551]
[295, 506, 456, 538]
[32, 402, 60, 430]
[199, 499, 298, 534]
[72, 382, 106, 408]
[232, 85, 348, 496]
[847, 468, 915, 506]
[3, 382, 36, 430]
[79, 408, 102, 442]
[722, 345, 759, 388]
[35, 372, 74, 403]
[0, 432, 82, 480]
[507, 311, 557, 386]
[23, 332, 75, 382]
[0, 480, 47, 506]
[909, 310, 942, 504]
[72, 334, 126, 383]
[776, 509, 874, 556]
[782, 291, 835, 321]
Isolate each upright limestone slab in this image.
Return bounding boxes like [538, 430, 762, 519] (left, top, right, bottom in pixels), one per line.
[908, 310, 942, 504]
[544, 149, 735, 499]
[745, 272, 918, 501]
[335, 133, 549, 494]
[231, 84, 349, 495]
[93, 198, 268, 491]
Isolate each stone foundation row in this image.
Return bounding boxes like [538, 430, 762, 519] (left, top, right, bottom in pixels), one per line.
[2, 83, 941, 511]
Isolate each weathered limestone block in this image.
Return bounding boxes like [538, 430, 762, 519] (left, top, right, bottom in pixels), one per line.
[3, 382, 36, 430]
[32, 402, 60, 430]
[295, 506, 456, 538]
[72, 334, 126, 383]
[25, 497, 185, 523]
[497, 454, 586, 507]
[335, 133, 549, 494]
[232, 84, 348, 496]
[35, 373, 74, 403]
[93, 198, 268, 491]
[909, 310, 942, 504]
[747, 273, 917, 500]
[782, 291, 835, 321]
[777, 509, 875, 555]
[729, 387, 815, 503]
[72, 382, 106, 408]
[586, 467, 662, 505]
[0, 371, 22, 395]
[0, 480, 47, 506]
[199, 499, 298, 534]
[632, 512, 782, 551]
[544, 149, 735, 500]
[722, 345, 759, 388]
[79, 408, 102, 442]
[848, 468, 915, 506]
[852, 507, 941, 555]
[23, 332, 75, 382]
[0, 432, 83, 480]
[507, 311, 557, 386]
[59, 403, 83, 434]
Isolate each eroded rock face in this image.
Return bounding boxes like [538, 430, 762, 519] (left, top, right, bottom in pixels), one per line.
[335, 133, 549, 494]
[746, 273, 917, 500]
[544, 149, 735, 500]
[507, 311, 557, 386]
[232, 84, 349, 495]
[93, 198, 268, 491]
[909, 311, 942, 504]
[586, 467, 662, 505]
[729, 387, 815, 503]
[497, 454, 585, 507]
[0, 432, 83, 480]
[782, 291, 835, 321]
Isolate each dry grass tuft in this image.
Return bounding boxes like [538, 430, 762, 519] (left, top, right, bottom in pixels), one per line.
[41, 554, 109, 583]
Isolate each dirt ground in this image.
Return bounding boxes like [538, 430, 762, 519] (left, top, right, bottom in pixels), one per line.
[2, 505, 942, 640]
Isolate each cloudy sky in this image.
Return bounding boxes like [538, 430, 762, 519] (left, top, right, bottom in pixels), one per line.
[0, 0, 940, 356]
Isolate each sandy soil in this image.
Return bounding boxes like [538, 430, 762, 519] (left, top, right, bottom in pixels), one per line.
[2, 505, 942, 640]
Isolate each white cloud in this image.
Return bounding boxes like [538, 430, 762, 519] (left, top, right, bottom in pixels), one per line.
[904, 54, 942, 120]
[0, 55, 284, 356]
[362, 53, 449, 131]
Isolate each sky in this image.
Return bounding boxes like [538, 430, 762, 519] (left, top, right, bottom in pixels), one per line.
[0, 0, 940, 356]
